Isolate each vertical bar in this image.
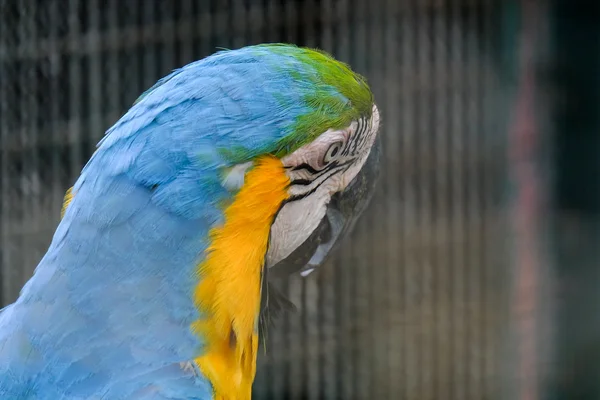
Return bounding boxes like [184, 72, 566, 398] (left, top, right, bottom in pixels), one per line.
[285, 276, 302, 400]
[302, 273, 318, 400]
[17, 0, 30, 293]
[245, 1, 263, 47]
[302, 0, 316, 47]
[87, 0, 102, 150]
[481, 1, 491, 396]
[264, 0, 278, 44]
[119, 2, 137, 110]
[49, 0, 62, 231]
[351, 0, 372, 397]
[231, 0, 245, 49]
[102, 0, 123, 120]
[159, 2, 175, 79]
[26, 0, 41, 281]
[142, 3, 157, 99]
[433, 1, 451, 398]
[321, 0, 334, 53]
[508, 1, 548, 399]
[416, 3, 433, 399]
[0, 1, 11, 305]
[365, 0, 386, 396]
[283, 0, 297, 44]
[68, 0, 82, 177]
[302, 0, 314, 396]
[400, 3, 417, 399]
[302, 6, 319, 396]
[333, 2, 353, 397]
[318, 2, 337, 399]
[221, 0, 233, 50]
[450, 0, 467, 398]
[480, 2, 513, 398]
[180, 0, 194, 65]
[383, 0, 402, 398]
[196, 0, 210, 59]
[263, 10, 285, 400]
[465, 2, 483, 398]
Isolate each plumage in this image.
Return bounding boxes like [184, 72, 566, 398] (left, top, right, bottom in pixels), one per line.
[0, 44, 377, 399]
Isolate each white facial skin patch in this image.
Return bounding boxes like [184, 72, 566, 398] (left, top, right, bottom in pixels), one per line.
[266, 104, 380, 268]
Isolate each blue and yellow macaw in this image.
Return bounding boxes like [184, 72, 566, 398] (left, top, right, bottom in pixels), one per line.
[0, 44, 381, 399]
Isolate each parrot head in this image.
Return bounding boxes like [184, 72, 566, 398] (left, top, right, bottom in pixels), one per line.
[264, 100, 381, 275]
[0, 44, 380, 399]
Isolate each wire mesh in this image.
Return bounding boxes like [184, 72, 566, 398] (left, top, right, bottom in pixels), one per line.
[0, 1, 512, 399]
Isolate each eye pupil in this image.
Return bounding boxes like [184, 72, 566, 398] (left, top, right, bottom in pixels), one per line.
[323, 142, 343, 164]
[330, 146, 339, 157]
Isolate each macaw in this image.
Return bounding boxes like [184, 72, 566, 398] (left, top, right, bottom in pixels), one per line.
[0, 43, 381, 399]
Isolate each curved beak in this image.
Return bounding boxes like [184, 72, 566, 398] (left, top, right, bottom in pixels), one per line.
[269, 134, 382, 279]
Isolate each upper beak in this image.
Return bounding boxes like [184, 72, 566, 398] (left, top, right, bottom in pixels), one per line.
[269, 134, 382, 279]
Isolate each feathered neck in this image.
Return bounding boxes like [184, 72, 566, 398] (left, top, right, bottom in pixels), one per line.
[1, 156, 289, 399]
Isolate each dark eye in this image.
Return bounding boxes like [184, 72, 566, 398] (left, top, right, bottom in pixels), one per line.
[323, 142, 342, 164]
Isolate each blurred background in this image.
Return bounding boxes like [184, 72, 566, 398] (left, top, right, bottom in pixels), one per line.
[0, 0, 598, 399]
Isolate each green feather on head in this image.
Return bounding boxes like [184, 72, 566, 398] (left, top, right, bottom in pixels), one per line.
[254, 44, 374, 158]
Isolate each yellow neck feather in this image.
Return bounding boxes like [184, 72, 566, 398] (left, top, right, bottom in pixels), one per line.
[61, 186, 74, 218]
[193, 155, 290, 400]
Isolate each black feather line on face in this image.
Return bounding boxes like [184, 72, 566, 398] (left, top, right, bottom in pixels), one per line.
[289, 160, 341, 185]
[290, 163, 320, 174]
[350, 118, 369, 156]
[340, 118, 362, 157]
[355, 119, 371, 151]
[286, 164, 352, 201]
[288, 159, 352, 189]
